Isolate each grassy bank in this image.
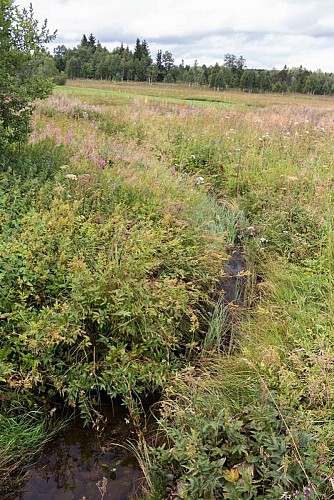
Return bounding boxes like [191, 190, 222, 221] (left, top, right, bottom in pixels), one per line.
[1, 81, 334, 497]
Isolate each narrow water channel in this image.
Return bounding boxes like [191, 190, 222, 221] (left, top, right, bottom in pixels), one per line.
[13, 401, 143, 500]
[10, 251, 247, 500]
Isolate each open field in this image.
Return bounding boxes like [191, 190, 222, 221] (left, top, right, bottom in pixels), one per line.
[1, 81, 334, 498]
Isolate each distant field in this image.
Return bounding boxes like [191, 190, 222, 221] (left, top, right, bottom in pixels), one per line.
[63, 78, 334, 108]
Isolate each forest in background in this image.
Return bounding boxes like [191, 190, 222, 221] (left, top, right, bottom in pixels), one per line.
[51, 33, 334, 94]
[2, 2, 334, 497]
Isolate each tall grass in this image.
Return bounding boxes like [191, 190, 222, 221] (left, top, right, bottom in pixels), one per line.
[2, 81, 334, 496]
[0, 402, 67, 495]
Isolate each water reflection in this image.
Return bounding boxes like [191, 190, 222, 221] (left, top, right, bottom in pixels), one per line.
[14, 402, 142, 500]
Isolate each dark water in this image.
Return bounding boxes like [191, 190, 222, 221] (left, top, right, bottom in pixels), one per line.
[14, 402, 143, 500]
[214, 247, 247, 307]
[212, 247, 248, 350]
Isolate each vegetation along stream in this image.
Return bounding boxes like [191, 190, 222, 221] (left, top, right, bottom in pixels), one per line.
[2, 7, 334, 496]
[12, 401, 144, 500]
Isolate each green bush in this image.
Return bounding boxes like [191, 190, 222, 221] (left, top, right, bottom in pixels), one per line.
[0, 152, 224, 423]
[53, 71, 67, 86]
[0, 0, 55, 152]
[148, 368, 321, 499]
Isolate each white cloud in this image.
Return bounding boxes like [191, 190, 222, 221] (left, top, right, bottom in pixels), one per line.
[17, 0, 334, 71]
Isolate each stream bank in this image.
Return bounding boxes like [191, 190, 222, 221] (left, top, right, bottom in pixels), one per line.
[10, 400, 148, 500]
[9, 248, 249, 500]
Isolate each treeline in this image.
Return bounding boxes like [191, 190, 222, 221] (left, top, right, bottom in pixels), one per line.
[53, 34, 334, 95]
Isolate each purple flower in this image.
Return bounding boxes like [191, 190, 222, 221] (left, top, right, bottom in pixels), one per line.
[66, 132, 74, 139]
[100, 159, 107, 168]
[303, 487, 312, 498]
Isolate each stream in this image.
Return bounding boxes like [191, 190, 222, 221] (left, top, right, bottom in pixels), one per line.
[13, 401, 143, 500]
[10, 249, 247, 500]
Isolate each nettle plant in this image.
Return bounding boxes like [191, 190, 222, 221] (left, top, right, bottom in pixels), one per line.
[150, 386, 320, 499]
[0, 0, 56, 152]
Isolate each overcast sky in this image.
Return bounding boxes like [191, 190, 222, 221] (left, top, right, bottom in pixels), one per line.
[18, 0, 334, 72]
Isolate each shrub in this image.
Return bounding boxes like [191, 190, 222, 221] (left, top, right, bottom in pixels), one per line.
[148, 365, 321, 499]
[0, 0, 55, 152]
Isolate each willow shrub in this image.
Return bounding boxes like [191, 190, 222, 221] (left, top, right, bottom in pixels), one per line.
[0, 151, 224, 422]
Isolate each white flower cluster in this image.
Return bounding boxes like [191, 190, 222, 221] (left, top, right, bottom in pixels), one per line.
[195, 176, 205, 185]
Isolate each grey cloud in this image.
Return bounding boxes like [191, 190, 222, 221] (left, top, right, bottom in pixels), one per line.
[39, 0, 334, 73]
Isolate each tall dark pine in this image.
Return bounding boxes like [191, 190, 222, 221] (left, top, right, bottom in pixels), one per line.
[141, 40, 150, 58]
[80, 34, 88, 47]
[156, 50, 164, 82]
[88, 33, 97, 51]
[134, 38, 142, 59]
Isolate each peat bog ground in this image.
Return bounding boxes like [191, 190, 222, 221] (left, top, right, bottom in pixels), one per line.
[1, 81, 334, 499]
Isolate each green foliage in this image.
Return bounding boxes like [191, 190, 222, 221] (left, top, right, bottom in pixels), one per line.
[0, 146, 223, 423]
[3, 81, 334, 496]
[53, 71, 67, 85]
[243, 197, 326, 262]
[148, 368, 320, 499]
[52, 27, 334, 91]
[0, 0, 55, 151]
[0, 399, 66, 496]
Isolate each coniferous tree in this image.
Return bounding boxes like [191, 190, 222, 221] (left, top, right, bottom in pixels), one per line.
[80, 34, 88, 47]
[155, 50, 165, 82]
[53, 44, 68, 72]
[88, 33, 96, 51]
[134, 38, 142, 59]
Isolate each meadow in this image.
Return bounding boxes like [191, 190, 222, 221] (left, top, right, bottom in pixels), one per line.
[1, 81, 334, 498]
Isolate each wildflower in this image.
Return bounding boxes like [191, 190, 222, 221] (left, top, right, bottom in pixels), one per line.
[259, 237, 268, 243]
[100, 159, 107, 168]
[195, 176, 205, 185]
[49, 407, 57, 417]
[65, 173, 78, 180]
[303, 487, 312, 498]
[246, 226, 256, 236]
[66, 132, 74, 139]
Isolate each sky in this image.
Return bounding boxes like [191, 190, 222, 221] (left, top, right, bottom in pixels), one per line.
[17, 0, 334, 72]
